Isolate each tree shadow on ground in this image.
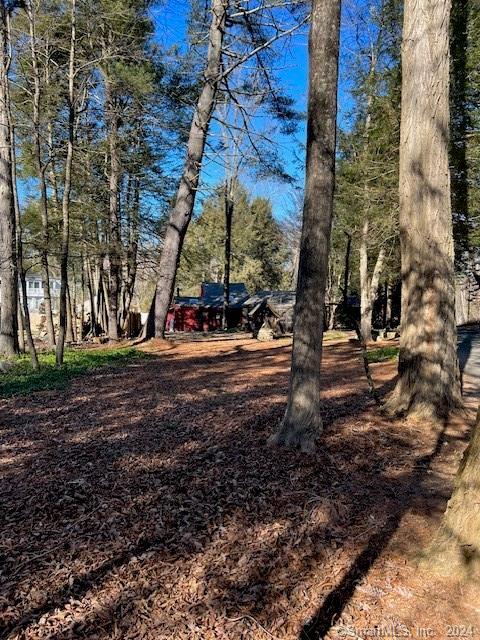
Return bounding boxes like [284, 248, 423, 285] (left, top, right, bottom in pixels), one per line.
[0, 339, 472, 639]
[299, 419, 449, 640]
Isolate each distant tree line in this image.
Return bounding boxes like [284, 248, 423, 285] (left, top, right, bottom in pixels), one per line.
[0, 0, 305, 362]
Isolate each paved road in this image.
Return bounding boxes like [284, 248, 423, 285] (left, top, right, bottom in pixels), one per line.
[458, 326, 480, 398]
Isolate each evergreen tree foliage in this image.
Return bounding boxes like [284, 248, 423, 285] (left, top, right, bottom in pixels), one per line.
[177, 184, 287, 294]
[451, 0, 480, 266]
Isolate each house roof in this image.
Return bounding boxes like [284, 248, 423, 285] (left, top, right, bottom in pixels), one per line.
[243, 291, 296, 319]
[243, 290, 296, 306]
[200, 282, 249, 308]
[171, 283, 249, 309]
[174, 296, 201, 307]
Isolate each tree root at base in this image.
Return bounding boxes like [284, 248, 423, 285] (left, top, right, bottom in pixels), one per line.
[268, 415, 322, 454]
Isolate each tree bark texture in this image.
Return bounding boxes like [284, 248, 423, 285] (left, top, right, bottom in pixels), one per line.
[121, 175, 140, 330]
[222, 180, 234, 330]
[85, 256, 97, 336]
[66, 282, 75, 343]
[27, 0, 55, 347]
[359, 219, 386, 342]
[342, 231, 351, 304]
[358, 45, 383, 345]
[0, 5, 17, 358]
[154, 0, 228, 337]
[269, 0, 341, 452]
[17, 297, 24, 352]
[385, 0, 461, 420]
[11, 121, 38, 368]
[56, 0, 75, 365]
[104, 77, 121, 341]
[421, 404, 480, 579]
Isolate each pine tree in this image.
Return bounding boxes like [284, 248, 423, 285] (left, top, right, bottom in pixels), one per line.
[152, 0, 307, 337]
[0, 0, 18, 358]
[384, 0, 462, 420]
[419, 0, 480, 583]
[177, 184, 286, 294]
[269, 0, 341, 452]
[335, 0, 402, 342]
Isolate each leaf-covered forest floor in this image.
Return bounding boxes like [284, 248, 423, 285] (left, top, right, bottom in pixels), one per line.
[0, 347, 145, 397]
[1, 336, 479, 639]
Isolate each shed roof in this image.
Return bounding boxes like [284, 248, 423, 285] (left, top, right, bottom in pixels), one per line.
[243, 291, 296, 307]
[174, 296, 201, 307]
[200, 282, 249, 308]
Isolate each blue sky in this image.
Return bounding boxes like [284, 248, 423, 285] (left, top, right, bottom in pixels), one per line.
[152, 0, 360, 220]
[17, 1, 364, 220]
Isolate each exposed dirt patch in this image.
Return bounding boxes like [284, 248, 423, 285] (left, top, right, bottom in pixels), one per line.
[1, 337, 478, 639]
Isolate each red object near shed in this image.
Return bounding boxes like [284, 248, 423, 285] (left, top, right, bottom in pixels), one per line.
[165, 283, 248, 333]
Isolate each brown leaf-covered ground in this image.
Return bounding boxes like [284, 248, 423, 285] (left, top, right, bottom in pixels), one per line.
[1, 336, 479, 639]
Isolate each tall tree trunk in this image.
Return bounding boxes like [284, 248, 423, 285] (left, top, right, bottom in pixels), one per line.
[104, 77, 121, 341]
[382, 281, 388, 327]
[98, 266, 109, 332]
[80, 252, 85, 338]
[45, 41, 61, 217]
[342, 231, 351, 304]
[291, 244, 300, 290]
[66, 282, 75, 343]
[56, 0, 75, 365]
[359, 219, 371, 341]
[0, 4, 17, 358]
[385, 282, 393, 327]
[358, 45, 380, 344]
[86, 256, 96, 336]
[328, 273, 342, 330]
[421, 404, 480, 579]
[121, 174, 140, 330]
[8, 60, 38, 369]
[222, 179, 234, 330]
[360, 219, 386, 342]
[26, 0, 55, 348]
[71, 263, 78, 341]
[11, 123, 39, 369]
[154, 0, 228, 337]
[328, 305, 337, 331]
[269, 0, 341, 452]
[385, 0, 461, 419]
[17, 299, 24, 352]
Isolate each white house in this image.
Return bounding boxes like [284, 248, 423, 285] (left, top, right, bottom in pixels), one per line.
[25, 275, 61, 312]
[0, 275, 61, 312]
